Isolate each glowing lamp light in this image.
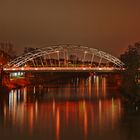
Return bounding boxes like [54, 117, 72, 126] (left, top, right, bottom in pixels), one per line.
[14, 72, 17, 76]
[21, 67, 24, 70]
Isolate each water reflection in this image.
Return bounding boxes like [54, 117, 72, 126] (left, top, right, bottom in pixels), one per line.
[18, 99, 120, 140]
[0, 75, 123, 140]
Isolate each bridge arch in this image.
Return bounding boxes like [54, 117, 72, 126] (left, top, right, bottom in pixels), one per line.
[4, 44, 124, 68]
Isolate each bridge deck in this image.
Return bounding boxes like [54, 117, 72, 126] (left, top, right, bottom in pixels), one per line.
[3, 67, 125, 73]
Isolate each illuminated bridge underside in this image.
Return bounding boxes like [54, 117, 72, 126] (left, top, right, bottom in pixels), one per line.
[4, 45, 124, 69]
[4, 67, 125, 73]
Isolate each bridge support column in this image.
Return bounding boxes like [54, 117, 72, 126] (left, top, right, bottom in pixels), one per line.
[0, 68, 3, 85]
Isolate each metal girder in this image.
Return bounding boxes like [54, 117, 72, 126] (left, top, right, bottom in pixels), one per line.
[4, 44, 125, 68]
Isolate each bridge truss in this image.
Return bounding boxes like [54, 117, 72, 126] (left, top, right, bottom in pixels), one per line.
[4, 44, 124, 68]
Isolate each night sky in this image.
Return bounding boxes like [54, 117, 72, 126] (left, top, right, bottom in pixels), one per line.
[0, 0, 140, 56]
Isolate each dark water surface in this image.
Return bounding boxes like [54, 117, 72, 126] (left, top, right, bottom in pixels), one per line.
[0, 75, 140, 140]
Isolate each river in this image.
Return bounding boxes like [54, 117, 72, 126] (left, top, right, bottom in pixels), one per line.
[0, 74, 140, 140]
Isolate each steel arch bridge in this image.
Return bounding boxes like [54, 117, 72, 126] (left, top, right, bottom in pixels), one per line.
[4, 44, 124, 72]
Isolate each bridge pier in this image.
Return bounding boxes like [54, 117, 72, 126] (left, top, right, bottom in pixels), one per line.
[0, 68, 3, 85]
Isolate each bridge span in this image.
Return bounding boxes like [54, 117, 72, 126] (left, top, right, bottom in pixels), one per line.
[3, 67, 124, 73]
[3, 44, 125, 75]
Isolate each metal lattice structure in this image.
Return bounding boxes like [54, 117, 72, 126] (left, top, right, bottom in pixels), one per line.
[4, 44, 124, 68]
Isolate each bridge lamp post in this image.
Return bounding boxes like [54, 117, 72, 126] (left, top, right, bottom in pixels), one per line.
[63, 50, 69, 67]
[56, 51, 60, 67]
[83, 51, 87, 66]
[91, 53, 95, 67]
[98, 57, 103, 67]
[47, 53, 52, 67]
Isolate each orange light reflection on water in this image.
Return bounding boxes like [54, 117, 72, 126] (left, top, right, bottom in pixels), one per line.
[4, 75, 123, 139]
[56, 108, 60, 140]
[4, 96, 122, 139]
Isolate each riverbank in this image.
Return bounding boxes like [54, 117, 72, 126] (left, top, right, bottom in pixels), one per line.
[120, 84, 140, 110]
[1, 72, 89, 90]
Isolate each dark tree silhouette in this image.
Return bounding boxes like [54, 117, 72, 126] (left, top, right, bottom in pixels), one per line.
[120, 43, 140, 104]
